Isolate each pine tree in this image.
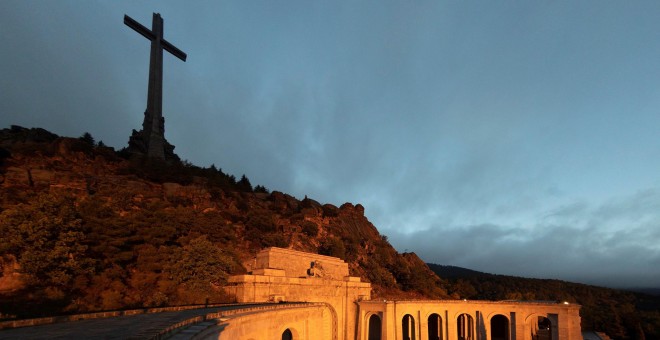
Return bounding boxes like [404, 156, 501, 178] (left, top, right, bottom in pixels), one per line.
[79, 132, 95, 145]
[238, 174, 252, 192]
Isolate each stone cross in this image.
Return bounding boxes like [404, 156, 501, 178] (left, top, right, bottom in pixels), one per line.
[124, 13, 186, 159]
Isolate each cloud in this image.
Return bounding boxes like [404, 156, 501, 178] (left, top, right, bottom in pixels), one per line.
[385, 189, 660, 288]
[2, 1, 660, 289]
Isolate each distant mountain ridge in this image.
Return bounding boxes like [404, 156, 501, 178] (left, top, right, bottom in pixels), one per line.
[428, 263, 660, 296]
[627, 288, 660, 297]
[425, 264, 494, 279]
[426, 263, 660, 296]
[427, 262, 660, 338]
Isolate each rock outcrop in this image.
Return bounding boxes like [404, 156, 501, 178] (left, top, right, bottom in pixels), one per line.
[0, 126, 449, 318]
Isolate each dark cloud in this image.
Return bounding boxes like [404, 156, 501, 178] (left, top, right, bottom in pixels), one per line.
[2, 1, 660, 288]
[388, 190, 660, 287]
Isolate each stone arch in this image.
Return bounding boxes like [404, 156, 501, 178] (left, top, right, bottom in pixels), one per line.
[427, 313, 442, 340]
[525, 314, 553, 340]
[279, 326, 300, 340]
[321, 302, 339, 340]
[451, 311, 475, 321]
[456, 313, 474, 340]
[367, 313, 382, 340]
[489, 314, 509, 340]
[402, 314, 416, 340]
[281, 328, 293, 340]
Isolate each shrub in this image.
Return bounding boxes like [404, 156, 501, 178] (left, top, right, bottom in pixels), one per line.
[0, 194, 95, 290]
[319, 236, 345, 259]
[168, 236, 234, 288]
[254, 185, 269, 193]
[301, 221, 319, 237]
[246, 210, 275, 232]
[322, 204, 339, 217]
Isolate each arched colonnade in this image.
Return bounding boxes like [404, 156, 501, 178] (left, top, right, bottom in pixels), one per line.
[358, 300, 579, 340]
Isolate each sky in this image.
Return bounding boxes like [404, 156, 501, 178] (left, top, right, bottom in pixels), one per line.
[2, 1, 660, 289]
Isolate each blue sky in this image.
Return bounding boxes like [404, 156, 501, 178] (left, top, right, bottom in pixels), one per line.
[2, 1, 660, 288]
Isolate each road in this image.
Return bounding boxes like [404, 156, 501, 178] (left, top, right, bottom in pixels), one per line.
[0, 304, 266, 340]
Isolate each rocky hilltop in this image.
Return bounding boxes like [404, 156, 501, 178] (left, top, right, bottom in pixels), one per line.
[3, 126, 660, 339]
[0, 126, 448, 318]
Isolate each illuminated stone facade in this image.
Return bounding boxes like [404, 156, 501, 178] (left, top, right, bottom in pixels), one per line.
[357, 300, 582, 340]
[224, 247, 371, 339]
[221, 248, 582, 340]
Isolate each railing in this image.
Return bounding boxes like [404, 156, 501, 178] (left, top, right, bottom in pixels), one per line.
[0, 303, 233, 330]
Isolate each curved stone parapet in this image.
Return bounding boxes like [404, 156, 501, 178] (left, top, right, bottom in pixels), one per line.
[192, 303, 335, 340]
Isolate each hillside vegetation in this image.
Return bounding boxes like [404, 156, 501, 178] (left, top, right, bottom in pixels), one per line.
[429, 264, 660, 339]
[0, 126, 447, 319]
[2, 126, 659, 339]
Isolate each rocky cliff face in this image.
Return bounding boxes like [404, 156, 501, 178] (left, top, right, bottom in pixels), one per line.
[0, 126, 449, 317]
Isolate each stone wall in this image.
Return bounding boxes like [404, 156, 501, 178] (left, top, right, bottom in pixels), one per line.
[223, 248, 582, 340]
[357, 300, 582, 340]
[198, 303, 335, 340]
[0, 304, 228, 330]
[225, 247, 371, 340]
[254, 247, 350, 280]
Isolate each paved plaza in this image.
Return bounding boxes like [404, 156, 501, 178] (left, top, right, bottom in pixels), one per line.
[0, 304, 262, 339]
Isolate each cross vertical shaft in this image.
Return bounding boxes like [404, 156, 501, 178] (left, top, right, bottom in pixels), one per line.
[124, 13, 186, 160]
[145, 13, 164, 158]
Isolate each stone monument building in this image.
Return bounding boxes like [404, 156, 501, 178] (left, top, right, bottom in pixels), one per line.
[219, 247, 582, 340]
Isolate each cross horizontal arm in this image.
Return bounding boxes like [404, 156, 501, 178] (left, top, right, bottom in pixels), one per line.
[163, 40, 187, 62]
[124, 15, 155, 41]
